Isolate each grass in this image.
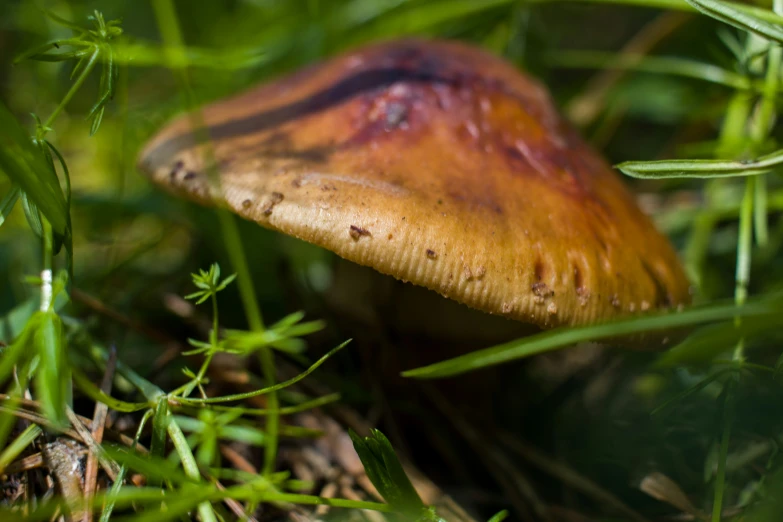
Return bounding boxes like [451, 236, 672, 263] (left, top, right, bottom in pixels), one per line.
[1, 0, 783, 520]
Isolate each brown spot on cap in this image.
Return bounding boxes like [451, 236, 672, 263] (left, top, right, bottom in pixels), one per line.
[573, 265, 584, 292]
[349, 225, 371, 240]
[169, 160, 184, 180]
[531, 282, 554, 298]
[261, 192, 284, 216]
[138, 38, 691, 334]
[534, 259, 546, 282]
[426, 249, 438, 259]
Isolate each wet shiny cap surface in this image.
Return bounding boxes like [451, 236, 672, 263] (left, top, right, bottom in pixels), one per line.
[138, 38, 691, 329]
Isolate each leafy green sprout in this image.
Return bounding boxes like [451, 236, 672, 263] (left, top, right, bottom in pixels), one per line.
[350, 429, 509, 522]
[174, 409, 265, 468]
[16, 9, 122, 136]
[178, 263, 236, 398]
[185, 263, 238, 306]
[351, 429, 445, 522]
[177, 262, 328, 399]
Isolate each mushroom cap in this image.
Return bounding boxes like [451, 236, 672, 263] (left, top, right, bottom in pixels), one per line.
[138, 39, 691, 329]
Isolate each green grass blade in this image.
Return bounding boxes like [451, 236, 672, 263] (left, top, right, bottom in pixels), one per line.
[100, 410, 154, 522]
[149, 396, 170, 489]
[369, 0, 514, 33]
[182, 393, 340, 417]
[34, 311, 68, 429]
[547, 51, 752, 89]
[402, 295, 781, 379]
[0, 308, 39, 381]
[488, 511, 510, 522]
[177, 340, 349, 404]
[0, 393, 25, 455]
[86, 343, 165, 401]
[0, 424, 42, 474]
[111, 41, 268, 69]
[173, 416, 266, 446]
[20, 191, 43, 239]
[165, 417, 218, 522]
[349, 429, 425, 517]
[741, 460, 783, 520]
[43, 9, 90, 32]
[754, 174, 769, 245]
[0, 185, 20, 228]
[71, 367, 151, 412]
[103, 446, 194, 486]
[655, 315, 777, 367]
[44, 141, 73, 276]
[14, 39, 91, 64]
[535, 0, 783, 27]
[650, 368, 733, 415]
[376, 431, 425, 515]
[0, 102, 67, 234]
[685, 0, 783, 44]
[108, 486, 216, 522]
[617, 147, 783, 179]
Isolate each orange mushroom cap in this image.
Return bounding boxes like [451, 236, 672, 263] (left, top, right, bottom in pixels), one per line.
[138, 39, 691, 329]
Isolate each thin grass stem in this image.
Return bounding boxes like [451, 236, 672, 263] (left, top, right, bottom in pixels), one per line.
[100, 409, 154, 522]
[40, 218, 53, 312]
[734, 177, 755, 320]
[711, 377, 737, 522]
[0, 424, 42, 474]
[42, 49, 99, 130]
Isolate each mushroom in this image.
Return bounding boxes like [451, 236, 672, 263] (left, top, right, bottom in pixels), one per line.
[138, 39, 690, 336]
[138, 39, 693, 502]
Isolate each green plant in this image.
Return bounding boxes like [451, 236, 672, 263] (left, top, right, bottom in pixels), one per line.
[0, 7, 453, 522]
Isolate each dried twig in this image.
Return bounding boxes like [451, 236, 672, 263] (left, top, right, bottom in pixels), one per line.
[0, 403, 146, 452]
[4, 452, 44, 474]
[83, 345, 117, 522]
[64, 409, 120, 481]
